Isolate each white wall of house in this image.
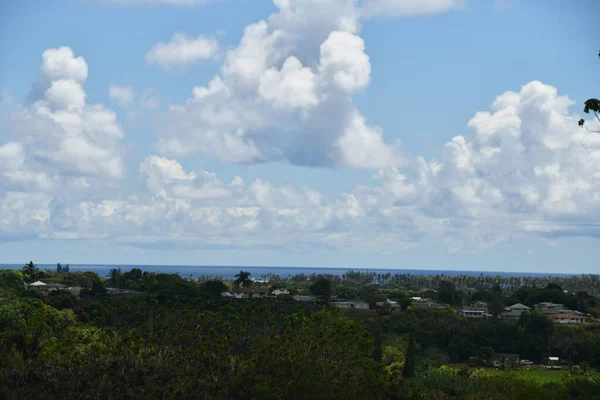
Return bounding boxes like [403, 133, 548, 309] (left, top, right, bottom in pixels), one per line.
[551, 317, 583, 324]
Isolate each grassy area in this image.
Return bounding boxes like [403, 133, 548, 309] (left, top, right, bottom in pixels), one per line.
[487, 369, 565, 384]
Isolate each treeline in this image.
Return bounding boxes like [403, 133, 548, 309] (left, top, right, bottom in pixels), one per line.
[2, 265, 600, 399]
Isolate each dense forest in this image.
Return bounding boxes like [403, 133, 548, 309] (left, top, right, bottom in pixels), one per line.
[1, 263, 600, 399]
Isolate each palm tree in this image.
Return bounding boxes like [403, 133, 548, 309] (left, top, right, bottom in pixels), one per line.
[108, 268, 122, 288]
[22, 261, 38, 282]
[234, 270, 252, 288]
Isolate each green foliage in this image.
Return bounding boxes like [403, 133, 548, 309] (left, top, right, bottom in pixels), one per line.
[403, 334, 417, 379]
[22, 261, 39, 283]
[578, 51, 600, 132]
[518, 312, 555, 362]
[309, 277, 332, 299]
[199, 280, 228, 299]
[234, 270, 252, 288]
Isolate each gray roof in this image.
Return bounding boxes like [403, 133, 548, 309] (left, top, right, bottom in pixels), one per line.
[293, 295, 317, 302]
[461, 307, 489, 312]
[507, 303, 531, 310]
[333, 301, 368, 306]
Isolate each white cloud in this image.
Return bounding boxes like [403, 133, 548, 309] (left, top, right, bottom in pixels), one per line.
[360, 0, 465, 18]
[318, 31, 370, 94]
[0, 47, 125, 191]
[5, 2, 600, 258]
[96, 0, 213, 5]
[156, 1, 401, 169]
[40, 47, 88, 83]
[259, 56, 319, 109]
[109, 84, 134, 106]
[140, 88, 160, 109]
[146, 33, 219, 69]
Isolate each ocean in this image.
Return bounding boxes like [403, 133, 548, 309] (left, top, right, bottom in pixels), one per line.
[0, 264, 578, 279]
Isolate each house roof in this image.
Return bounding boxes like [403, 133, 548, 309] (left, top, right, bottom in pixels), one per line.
[46, 283, 68, 288]
[461, 307, 488, 312]
[29, 281, 47, 286]
[332, 301, 368, 306]
[233, 287, 268, 293]
[508, 303, 531, 310]
[534, 302, 564, 308]
[292, 295, 316, 302]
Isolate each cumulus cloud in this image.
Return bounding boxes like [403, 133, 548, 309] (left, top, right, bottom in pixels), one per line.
[5, 1, 600, 257]
[157, 0, 403, 169]
[96, 0, 213, 5]
[109, 84, 134, 106]
[0, 47, 125, 194]
[360, 0, 465, 18]
[3, 79, 599, 251]
[146, 33, 219, 69]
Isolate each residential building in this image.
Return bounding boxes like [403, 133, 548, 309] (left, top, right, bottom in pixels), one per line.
[376, 300, 401, 312]
[501, 303, 531, 320]
[534, 302, 564, 310]
[232, 287, 268, 299]
[547, 313, 586, 324]
[292, 295, 317, 303]
[491, 353, 520, 368]
[459, 306, 491, 318]
[506, 303, 531, 311]
[331, 301, 369, 309]
[501, 310, 525, 320]
[411, 302, 450, 310]
[272, 289, 290, 296]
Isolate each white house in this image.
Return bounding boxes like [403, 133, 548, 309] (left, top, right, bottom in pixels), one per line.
[547, 313, 585, 324]
[272, 289, 290, 296]
[459, 307, 491, 318]
[232, 287, 268, 299]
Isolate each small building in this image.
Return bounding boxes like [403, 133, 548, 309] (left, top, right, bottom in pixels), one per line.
[506, 303, 531, 311]
[547, 313, 585, 324]
[331, 301, 369, 310]
[501, 310, 525, 320]
[67, 286, 83, 297]
[272, 289, 290, 296]
[376, 300, 401, 312]
[292, 295, 317, 303]
[45, 283, 68, 292]
[534, 302, 564, 310]
[491, 353, 520, 368]
[411, 302, 450, 310]
[29, 281, 47, 288]
[459, 306, 491, 318]
[546, 357, 561, 368]
[232, 287, 268, 299]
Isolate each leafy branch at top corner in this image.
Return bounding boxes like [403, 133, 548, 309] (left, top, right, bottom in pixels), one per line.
[578, 50, 600, 132]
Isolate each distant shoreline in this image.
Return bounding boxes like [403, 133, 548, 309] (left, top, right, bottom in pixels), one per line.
[0, 263, 582, 279]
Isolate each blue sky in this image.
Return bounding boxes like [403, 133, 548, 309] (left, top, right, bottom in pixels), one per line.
[0, 0, 599, 273]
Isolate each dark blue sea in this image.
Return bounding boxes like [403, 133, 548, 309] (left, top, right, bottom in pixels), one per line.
[0, 264, 578, 279]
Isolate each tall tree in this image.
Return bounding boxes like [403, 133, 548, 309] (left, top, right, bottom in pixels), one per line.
[234, 270, 252, 288]
[578, 51, 599, 132]
[22, 261, 38, 282]
[309, 277, 332, 299]
[108, 268, 122, 288]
